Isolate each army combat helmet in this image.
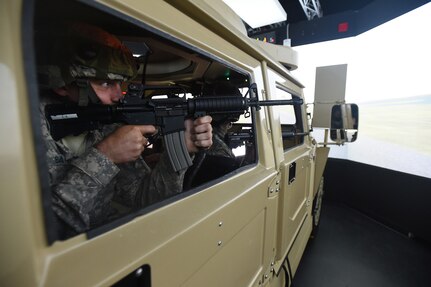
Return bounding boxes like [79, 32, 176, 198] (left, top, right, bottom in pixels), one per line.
[55, 22, 137, 105]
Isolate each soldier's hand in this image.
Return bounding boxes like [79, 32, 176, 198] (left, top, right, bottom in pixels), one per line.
[185, 116, 213, 153]
[96, 125, 157, 163]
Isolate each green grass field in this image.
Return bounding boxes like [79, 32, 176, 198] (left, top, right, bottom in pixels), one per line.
[359, 103, 431, 156]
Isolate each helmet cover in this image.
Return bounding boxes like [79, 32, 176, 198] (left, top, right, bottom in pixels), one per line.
[59, 22, 137, 84]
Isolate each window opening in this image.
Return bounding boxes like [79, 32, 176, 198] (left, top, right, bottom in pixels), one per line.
[274, 84, 305, 150]
[33, 0, 257, 241]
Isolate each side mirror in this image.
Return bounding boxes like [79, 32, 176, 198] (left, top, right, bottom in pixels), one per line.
[330, 104, 359, 143]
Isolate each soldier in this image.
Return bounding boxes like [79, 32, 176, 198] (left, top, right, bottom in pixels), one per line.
[182, 84, 243, 189]
[38, 22, 213, 238]
[207, 120, 237, 159]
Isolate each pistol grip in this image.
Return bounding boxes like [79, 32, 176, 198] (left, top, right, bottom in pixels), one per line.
[165, 131, 193, 172]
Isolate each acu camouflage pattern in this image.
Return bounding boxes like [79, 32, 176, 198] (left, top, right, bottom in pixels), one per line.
[207, 125, 235, 159]
[40, 91, 186, 235]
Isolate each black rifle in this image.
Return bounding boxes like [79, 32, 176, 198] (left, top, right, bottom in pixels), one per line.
[45, 83, 303, 171]
[225, 129, 254, 149]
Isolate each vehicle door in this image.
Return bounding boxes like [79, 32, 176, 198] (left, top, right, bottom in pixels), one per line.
[265, 68, 315, 277]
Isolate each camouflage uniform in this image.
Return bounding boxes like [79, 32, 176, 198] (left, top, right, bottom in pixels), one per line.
[207, 126, 235, 159]
[40, 92, 186, 235]
[39, 23, 191, 235]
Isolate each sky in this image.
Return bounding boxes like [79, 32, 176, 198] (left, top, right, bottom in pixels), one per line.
[292, 2, 431, 104]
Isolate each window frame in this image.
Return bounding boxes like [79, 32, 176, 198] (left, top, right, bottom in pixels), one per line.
[30, 0, 259, 242]
[275, 83, 306, 150]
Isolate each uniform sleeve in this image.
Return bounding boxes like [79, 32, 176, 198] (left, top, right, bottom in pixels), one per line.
[207, 133, 236, 159]
[50, 147, 120, 233]
[133, 152, 187, 207]
[41, 105, 120, 233]
[42, 99, 188, 234]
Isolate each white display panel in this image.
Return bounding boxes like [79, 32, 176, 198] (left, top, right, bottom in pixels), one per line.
[293, 3, 431, 178]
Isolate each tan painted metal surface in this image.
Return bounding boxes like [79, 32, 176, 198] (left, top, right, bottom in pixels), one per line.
[0, 1, 332, 286]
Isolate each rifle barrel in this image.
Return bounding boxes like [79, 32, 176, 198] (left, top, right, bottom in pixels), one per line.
[251, 99, 303, 106]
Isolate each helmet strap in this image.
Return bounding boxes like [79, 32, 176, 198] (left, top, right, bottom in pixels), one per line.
[75, 79, 101, 106]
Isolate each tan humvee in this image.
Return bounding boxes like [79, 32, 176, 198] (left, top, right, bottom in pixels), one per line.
[0, 0, 357, 286]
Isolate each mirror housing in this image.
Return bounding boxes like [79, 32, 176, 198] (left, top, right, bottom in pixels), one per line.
[330, 104, 359, 143]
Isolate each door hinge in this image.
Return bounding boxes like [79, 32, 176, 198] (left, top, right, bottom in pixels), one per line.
[268, 173, 281, 198]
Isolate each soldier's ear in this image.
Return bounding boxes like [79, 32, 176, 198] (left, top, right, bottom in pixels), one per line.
[53, 87, 68, 97]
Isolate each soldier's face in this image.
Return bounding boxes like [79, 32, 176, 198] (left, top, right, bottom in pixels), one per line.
[90, 79, 123, 105]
